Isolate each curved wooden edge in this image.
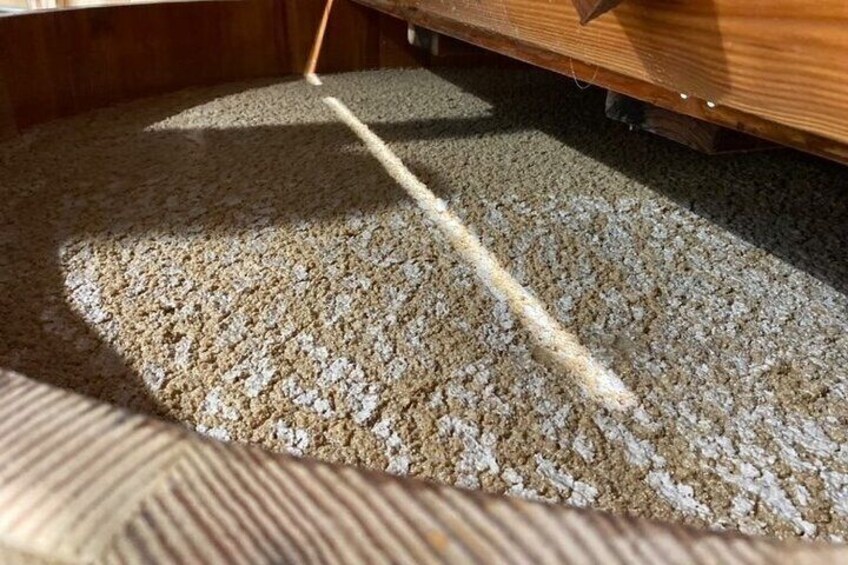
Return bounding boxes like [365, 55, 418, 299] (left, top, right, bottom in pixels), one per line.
[0, 369, 844, 564]
[352, 0, 848, 166]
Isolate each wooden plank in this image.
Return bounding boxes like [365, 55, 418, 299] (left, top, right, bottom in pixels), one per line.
[605, 91, 775, 155]
[353, 0, 848, 163]
[0, 368, 843, 563]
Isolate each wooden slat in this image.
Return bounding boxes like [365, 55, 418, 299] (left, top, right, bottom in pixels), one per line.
[0, 369, 843, 564]
[353, 0, 848, 164]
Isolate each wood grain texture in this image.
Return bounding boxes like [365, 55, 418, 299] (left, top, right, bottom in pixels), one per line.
[353, 0, 848, 164]
[0, 369, 843, 564]
[354, 0, 848, 163]
[0, 0, 432, 134]
[0, 1, 284, 130]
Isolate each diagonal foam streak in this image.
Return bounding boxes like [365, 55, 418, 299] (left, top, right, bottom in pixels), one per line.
[324, 96, 637, 412]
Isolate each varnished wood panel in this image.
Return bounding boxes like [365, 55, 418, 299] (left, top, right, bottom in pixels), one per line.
[0, 1, 284, 130]
[0, 0, 432, 135]
[354, 0, 848, 164]
[355, 0, 848, 159]
[1, 369, 844, 564]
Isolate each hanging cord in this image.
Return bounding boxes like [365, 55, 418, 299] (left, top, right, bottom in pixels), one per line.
[569, 57, 600, 90]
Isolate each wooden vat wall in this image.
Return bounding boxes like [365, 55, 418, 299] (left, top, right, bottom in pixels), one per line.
[354, 0, 848, 164]
[2, 369, 845, 564]
[0, 70, 15, 139]
[0, 0, 430, 136]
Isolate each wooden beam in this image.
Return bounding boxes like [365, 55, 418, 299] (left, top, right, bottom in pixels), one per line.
[352, 0, 848, 165]
[605, 91, 775, 155]
[572, 0, 624, 24]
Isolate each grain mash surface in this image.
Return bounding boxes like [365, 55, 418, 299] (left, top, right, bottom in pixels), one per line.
[1, 68, 846, 540]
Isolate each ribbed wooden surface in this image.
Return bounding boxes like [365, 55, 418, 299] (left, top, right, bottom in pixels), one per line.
[0, 369, 844, 564]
